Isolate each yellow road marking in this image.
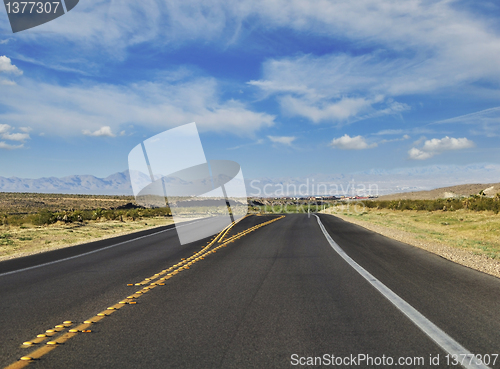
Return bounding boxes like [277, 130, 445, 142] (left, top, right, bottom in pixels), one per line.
[128, 219, 241, 287]
[4, 215, 284, 368]
[20, 321, 73, 348]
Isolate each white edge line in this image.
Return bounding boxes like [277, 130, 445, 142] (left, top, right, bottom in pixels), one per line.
[313, 214, 491, 369]
[0, 220, 203, 278]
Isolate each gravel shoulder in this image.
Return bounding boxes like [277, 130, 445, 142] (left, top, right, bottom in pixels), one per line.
[320, 209, 500, 279]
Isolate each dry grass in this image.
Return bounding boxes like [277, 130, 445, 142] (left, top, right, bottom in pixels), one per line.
[328, 207, 500, 259]
[0, 192, 173, 261]
[322, 206, 500, 278]
[0, 192, 135, 214]
[0, 217, 177, 261]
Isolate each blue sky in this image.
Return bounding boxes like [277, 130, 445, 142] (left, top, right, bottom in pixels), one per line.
[1, 0, 500, 182]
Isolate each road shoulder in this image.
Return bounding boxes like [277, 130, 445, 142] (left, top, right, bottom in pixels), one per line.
[320, 209, 500, 279]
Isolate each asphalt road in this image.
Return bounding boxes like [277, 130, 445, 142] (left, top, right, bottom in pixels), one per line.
[0, 214, 499, 368]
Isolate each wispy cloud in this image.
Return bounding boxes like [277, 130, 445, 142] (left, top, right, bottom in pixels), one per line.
[268, 135, 296, 146]
[227, 139, 264, 150]
[278, 95, 376, 123]
[249, 46, 499, 124]
[408, 136, 475, 160]
[4, 0, 248, 61]
[0, 141, 24, 150]
[82, 126, 115, 137]
[246, 0, 500, 125]
[4, 0, 499, 133]
[330, 134, 377, 150]
[434, 107, 500, 137]
[5, 0, 499, 77]
[379, 135, 410, 144]
[1, 132, 30, 142]
[0, 76, 275, 137]
[374, 129, 404, 136]
[435, 107, 500, 125]
[0, 80, 17, 86]
[11, 53, 93, 76]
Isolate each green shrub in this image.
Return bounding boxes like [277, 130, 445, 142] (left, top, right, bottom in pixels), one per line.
[31, 209, 56, 225]
[363, 197, 497, 213]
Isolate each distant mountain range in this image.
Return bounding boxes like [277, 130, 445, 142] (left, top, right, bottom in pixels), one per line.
[0, 172, 134, 195]
[1, 163, 499, 196]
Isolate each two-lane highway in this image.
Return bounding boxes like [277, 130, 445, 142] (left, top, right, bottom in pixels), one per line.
[1, 214, 499, 368]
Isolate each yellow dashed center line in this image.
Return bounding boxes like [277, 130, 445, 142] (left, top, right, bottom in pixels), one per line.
[4, 215, 284, 369]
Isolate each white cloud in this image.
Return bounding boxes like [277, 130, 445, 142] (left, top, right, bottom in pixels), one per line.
[0, 76, 275, 137]
[268, 135, 296, 145]
[0, 124, 31, 148]
[279, 95, 375, 123]
[7, 1, 251, 60]
[245, 1, 500, 124]
[330, 134, 377, 150]
[0, 124, 10, 134]
[82, 126, 115, 137]
[1, 0, 499, 137]
[0, 141, 23, 150]
[14, 1, 499, 56]
[422, 136, 475, 152]
[1, 132, 30, 142]
[0, 39, 11, 45]
[4, 0, 497, 82]
[0, 56, 22, 75]
[249, 48, 495, 123]
[408, 136, 475, 160]
[408, 147, 434, 160]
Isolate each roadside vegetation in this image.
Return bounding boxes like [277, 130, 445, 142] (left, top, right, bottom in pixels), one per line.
[325, 196, 500, 262]
[361, 193, 500, 213]
[0, 192, 174, 261]
[0, 207, 171, 227]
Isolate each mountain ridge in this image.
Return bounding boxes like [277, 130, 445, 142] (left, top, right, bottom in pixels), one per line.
[0, 163, 499, 196]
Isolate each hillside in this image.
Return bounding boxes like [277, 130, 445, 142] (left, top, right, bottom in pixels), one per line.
[378, 183, 500, 200]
